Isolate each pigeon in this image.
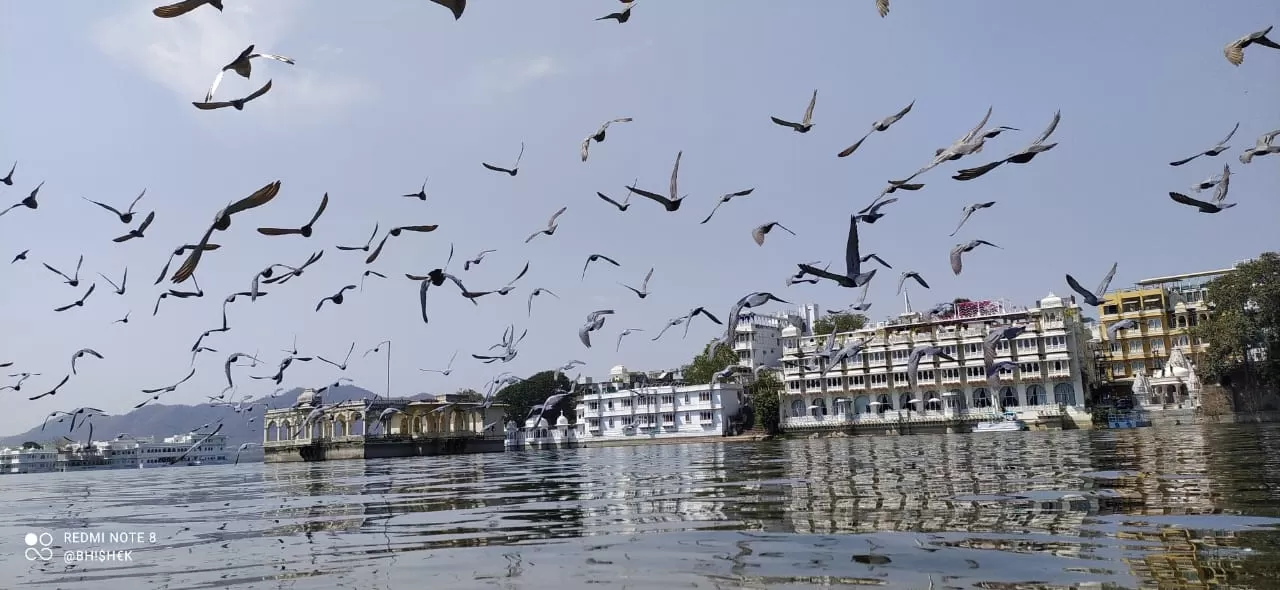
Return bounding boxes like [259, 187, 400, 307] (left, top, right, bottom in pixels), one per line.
[70, 349, 104, 375]
[1107, 319, 1138, 340]
[620, 268, 653, 298]
[837, 100, 914, 157]
[949, 201, 996, 236]
[627, 151, 686, 211]
[0, 162, 14, 185]
[84, 190, 146, 224]
[796, 215, 877, 288]
[771, 89, 817, 133]
[906, 345, 956, 392]
[752, 222, 795, 246]
[700, 188, 755, 224]
[1223, 25, 1280, 66]
[465, 250, 496, 271]
[597, 2, 636, 23]
[152, 0, 223, 18]
[192, 79, 273, 111]
[205, 45, 295, 102]
[897, 272, 929, 295]
[1065, 262, 1118, 307]
[1169, 122, 1239, 166]
[949, 240, 1001, 275]
[582, 254, 621, 280]
[1169, 191, 1235, 214]
[616, 328, 644, 352]
[527, 287, 558, 316]
[429, 0, 465, 20]
[581, 118, 633, 162]
[0, 181, 45, 217]
[112, 211, 156, 242]
[482, 142, 524, 176]
[257, 192, 328, 238]
[526, 207, 567, 243]
[1240, 129, 1280, 164]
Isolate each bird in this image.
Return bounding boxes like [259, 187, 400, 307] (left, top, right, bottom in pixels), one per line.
[597, 1, 636, 23]
[54, 283, 96, 315]
[155, 244, 219, 285]
[892, 106, 994, 185]
[752, 222, 796, 246]
[581, 118, 633, 162]
[98, 267, 127, 295]
[83, 190, 145, 224]
[1208, 163, 1232, 206]
[429, 0, 465, 20]
[700, 188, 755, 224]
[223, 352, 261, 389]
[113, 312, 130, 325]
[525, 206, 567, 243]
[233, 442, 259, 466]
[620, 268, 653, 298]
[771, 89, 817, 133]
[876, 0, 890, 17]
[983, 325, 1027, 368]
[258, 193, 328, 238]
[1169, 191, 1235, 214]
[1065, 262, 1119, 307]
[316, 285, 358, 311]
[152, 0, 223, 18]
[861, 253, 892, 269]
[11, 250, 28, 263]
[627, 151, 686, 211]
[317, 342, 356, 371]
[482, 142, 524, 176]
[359, 270, 385, 291]
[949, 201, 996, 236]
[0, 162, 14, 185]
[43, 255, 84, 287]
[172, 180, 282, 283]
[681, 307, 724, 338]
[366, 225, 439, 264]
[1170, 122, 1240, 166]
[578, 310, 615, 348]
[1240, 129, 1280, 164]
[949, 240, 1001, 275]
[1107, 319, 1138, 340]
[796, 215, 877, 288]
[403, 178, 429, 200]
[192, 79, 273, 111]
[464, 250, 496, 271]
[205, 45, 295, 102]
[907, 345, 956, 392]
[855, 198, 897, 224]
[616, 328, 644, 352]
[0, 181, 45, 217]
[719, 292, 792, 348]
[954, 110, 1061, 181]
[70, 349, 103, 375]
[985, 361, 1019, 393]
[335, 226, 379, 254]
[1224, 25, 1280, 66]
[28, 375, 71, 401]
[421, 351, 459, 376]
[837, 100, 914, 157]
[897, 272, 929, 295]
[582, 254, 621, 280]
[112, 211, 156, 242]
[527, 287, 558, 316]
[595, 191, 631, 212]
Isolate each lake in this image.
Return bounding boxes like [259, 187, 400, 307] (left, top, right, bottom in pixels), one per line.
[4, 423, 1280, 589]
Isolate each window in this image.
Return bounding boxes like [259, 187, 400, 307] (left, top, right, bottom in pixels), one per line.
[1103, 305, 1118, 315]
[917, 370, 935, 383]
[1018, 362, 1040, 374]
[891, 349, 910, 361]
[684, 394, 691, 403]
[588, 418, 600, 430]
[606, 401, 614, 410]
[805, 379, 820, 389]
[1130, 361, 1146, 376]
[941, 368, 960, 380]
[942, 345, 958, 356]
[893, 372, 910, 385]
[1051, 360, 1067, 373]
[973, 388, 991, 408]
[787, 380, 800, 391]
[1044, 335, 1066, 349]
[622, 399, 633, 407]
[661, 395, 675, 405]
[699, 392, 712, 402]
[965, 343, 983, 355]
[683, 413, 691, 423]
[661, 413, 675, 424]
[1128, 340, 1144, 353]
[588, 401, 599, 410]
[607, 418, 614, 428]
[1111, 362, 1125, 377]
[1174, 335, 1190, 347]
[826, 377, 841, 388]
[1110, 341, 1121, 352]
[1147, 318, 1162, 330]
[965, 366, 985, 379]
[1149, 338, 1164, 352]
[869, 374, 889, 386]
[699, 411, 714, 422]
[1016, 339, 1037, 353]
[849, 375, 865, 386]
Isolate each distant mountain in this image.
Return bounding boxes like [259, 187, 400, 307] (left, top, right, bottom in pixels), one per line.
[0, 385, 407, 457]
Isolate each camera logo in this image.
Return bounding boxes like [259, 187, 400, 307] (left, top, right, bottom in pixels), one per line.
[24, 532, 53, 561]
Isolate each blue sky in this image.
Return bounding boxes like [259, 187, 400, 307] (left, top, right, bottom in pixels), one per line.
[0, 0, 1276, 435]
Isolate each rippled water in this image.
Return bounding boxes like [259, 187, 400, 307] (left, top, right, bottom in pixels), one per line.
[5, 423, 1280, 589]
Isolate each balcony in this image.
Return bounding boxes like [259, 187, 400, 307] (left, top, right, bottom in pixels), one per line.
[961, 328, 984, 339]
[1040, 319, 1065, 330]
[889, 333, 912, 345]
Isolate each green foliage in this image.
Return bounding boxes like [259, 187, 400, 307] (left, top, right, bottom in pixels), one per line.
[453, 388, 484, 402]
[1193, 252, 1280, 387]
[747, 371, 783, 435]
[494, 371, 574, 423]
[813, 312, 868, 335]
[682, 341, 740, 384]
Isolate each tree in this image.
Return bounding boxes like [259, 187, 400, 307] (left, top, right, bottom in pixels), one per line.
[813, 312, 868, 335]
[453, 388, 484, 403]
[747, 371, 783, 435]
[1193, 252, 1280, 390]
[682, 341, 740, 384]
[493, 371, 573, 424]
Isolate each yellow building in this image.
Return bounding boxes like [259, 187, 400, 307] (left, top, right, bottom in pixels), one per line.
[1096, 268, 1232, 386]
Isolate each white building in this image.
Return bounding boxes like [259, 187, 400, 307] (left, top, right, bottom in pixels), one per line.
[0, 431, 230, 474]
[779, 292, 1095, 431]
[0, 445, 57, 474]
[732, 305, 815, 371]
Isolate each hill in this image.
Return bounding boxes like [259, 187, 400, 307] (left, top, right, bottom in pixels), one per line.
[0, 385, 407, 458]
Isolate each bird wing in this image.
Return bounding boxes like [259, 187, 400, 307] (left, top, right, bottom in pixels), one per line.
[251, 52, 295, 64]
[837, 133, 870, 158]
[960, 106, 993, 144]
[1211, 164, 1231, 204]
[627, 186, 673, 207]
[83, 197, 123, 217]
[1064, 273, 1093, 301]
[1169, 153, 1203, 167]
[1169, 191, 1214, 209]
[599, 255, 620, 266]
[548, 206, 567, 226]
[241, 79, 274, 103]
[699, 201, 724, 224]
[193, 100, 233, 110]
[952, 159, 1003, 181]
[481, 162, 508, 173]
[258, 227, 302, 236]
[205, 70, 226, 103]
[224, 180, 282, 218]
[429, 0, 465, 19]
[751, 225, 769, 246]
[152, 0, 208, 18]
[949, 210, 973, 236]
[876, 0, 890, 17]
[307, 193, 329, 226]
[43, 263, 71, 281]
[1094, 262, 1119, 298]
[949, 246, 964, 275]
[668, 151, 682, 200]
[508, 261, 530, 285]
[596, 192, 625, 209]
[1216, 122, 1240, 147]
[907, 351, 920, 392]
[844, 215, 862, 279]
[578, 323, 593, 348]
[580, 137, 591, 162]
[801, 89, 817, 126]
[137, 211, 156, 232]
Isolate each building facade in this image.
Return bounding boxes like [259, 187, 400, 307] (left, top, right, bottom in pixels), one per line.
[1094, 267, 1233, 409]
[0, 431, 230, 474]
[778, 293, 1095, 431]
[731, 305, 815, 371]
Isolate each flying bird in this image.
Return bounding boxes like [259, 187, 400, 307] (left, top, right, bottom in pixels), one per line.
[43, 255, 84, 287]
[0, 162, 14, 185]
[156, 243, 220, 285]
[54, 283, 95, 312]
[681, 306, 724, 338]
[172, 180, 282, 283]
[771, 89, 817, 133]
[719, 292, 791, 348]
[192, 79, 273, 111]
[1169, 191, 1235, 214]
[796, 215, 877, 288]
[98, 267, 127, 295]
[420, 351, 459, 376]
[365, 224, 439, 264]
[482, 142, 524, 176]
[597, 1, 636, 23]
[258, 193, 328, 238]
[525, 206, 567, 243]
[952, 110, 1059, 181]
[752, 222, 795, 246]
[837, 100, 914, 157]
[359, 270, 385, 291]
[578, 310, 615, 348]
[581, 118, 633, 162]
[1169, 122, 1239, 166]
[112, 211, 156, 242]
[233, 442, 259, 466]
[114, 312, 130, 324]
[876, 0, 890, 17]
[582, 253, 621, 280]
[616, 328, 644, 352]
[464, 249, 496, 271]
[700, 188, 755, 224]
[855, 197, 897, 224]
[897, 272, 929, 295]
[11, 250, 28, 263]
[429, 0, 465, 19]
[1239, 129, 1280, 164]
[620, 268, 653, 298]
[1065, 262, 1119, 307]
[315, 284, 358, 311]
[949, 201, 996, 236]
[949, 240, 1001, 275]
[317, 342, 356, 371]
[403, 178, 429, 200]
[70, 349, 103, 375]
[595, 191, 631, 212]
[527, 287, 558, 316]
[1107, 319, 1138, 340]
[906, 345, 956, 392]
[0, 181, 45, 217]
[83, 190, 145, 224]
[152, 0, 223, 18]
[627, 151, 686, 211]
[28, 375, 71, 401]
[1223, 25, 1280, 66]
[205, 45, 295, 102]
[892, 106, 995, 185]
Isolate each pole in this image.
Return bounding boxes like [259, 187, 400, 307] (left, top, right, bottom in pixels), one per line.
[385, 340, 392, 400]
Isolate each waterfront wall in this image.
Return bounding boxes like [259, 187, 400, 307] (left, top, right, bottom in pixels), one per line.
[264, 435, 505, 463]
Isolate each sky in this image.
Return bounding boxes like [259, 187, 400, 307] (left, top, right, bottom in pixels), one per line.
[0, 0, 1276, 436]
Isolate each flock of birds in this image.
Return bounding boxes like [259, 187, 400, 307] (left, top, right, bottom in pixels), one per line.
[1, 2, 1277, 464]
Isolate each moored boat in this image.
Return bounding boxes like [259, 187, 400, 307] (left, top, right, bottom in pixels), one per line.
[974, 411, 1027, 433]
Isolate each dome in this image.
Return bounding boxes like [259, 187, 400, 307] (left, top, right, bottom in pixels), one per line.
[1039, 291, 1064, 308]
[610, 364, 628, 376]
[295, 388, 319, 407]
[781, 324, 799, 337]
[555, 414, 569, 426]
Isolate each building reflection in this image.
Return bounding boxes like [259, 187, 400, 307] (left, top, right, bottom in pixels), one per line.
[572, 443, 733, 533]
[1088, 427, 1217, 515]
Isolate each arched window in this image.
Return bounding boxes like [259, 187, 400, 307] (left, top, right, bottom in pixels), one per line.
[876, 393, 892, 414]
[946, 389, 967, 410]
[812, 398, 828, 416]
[790, 399, 806, 417]
[853, 395, 870, 415]
[1025, 384, 1046, 405]
[1000, 386, 1019, 408]
[924, 391, 942, 411]
[899, 392, 915, 411]
[972, 387, 991, 408]
[1053, 383, 1076, 406]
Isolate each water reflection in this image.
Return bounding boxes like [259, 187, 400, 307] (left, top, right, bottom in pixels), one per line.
[1, 425, 1278, 589]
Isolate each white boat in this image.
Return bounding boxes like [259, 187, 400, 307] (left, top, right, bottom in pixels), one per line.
[974, 411, 1027, 433]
